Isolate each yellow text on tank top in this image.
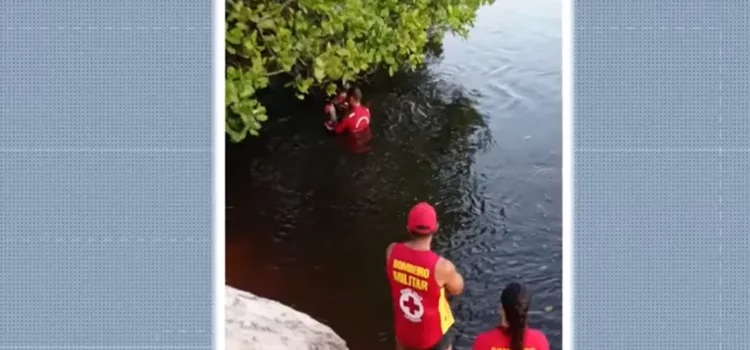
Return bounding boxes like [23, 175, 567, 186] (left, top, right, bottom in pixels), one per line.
[392, 259, 430, 291]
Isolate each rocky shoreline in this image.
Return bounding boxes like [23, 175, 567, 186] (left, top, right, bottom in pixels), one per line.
[226, 285, 349, 350]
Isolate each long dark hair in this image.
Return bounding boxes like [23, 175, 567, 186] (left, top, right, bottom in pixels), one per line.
[501, 282, 531, 350]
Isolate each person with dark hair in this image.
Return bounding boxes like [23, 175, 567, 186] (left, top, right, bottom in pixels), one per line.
[334, 86, 370, 135]
[472, 282, 550, 350]
[323, 83, 351, 130]
[386, 202, 464, 350]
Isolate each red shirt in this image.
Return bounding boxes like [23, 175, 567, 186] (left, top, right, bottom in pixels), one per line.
[386, 243, 455, 349]
[338, 127, 373, 154]
[335, 105, 370, 134]
[472, 327, 550, 350]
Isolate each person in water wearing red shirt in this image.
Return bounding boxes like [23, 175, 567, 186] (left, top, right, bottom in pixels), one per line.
[386, 202, 465, 350]
[472, 283, 550, 350]
[334, 87, 370, 135]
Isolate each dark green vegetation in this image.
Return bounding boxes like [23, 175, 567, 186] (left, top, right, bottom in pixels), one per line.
[225, 0, 493, 142]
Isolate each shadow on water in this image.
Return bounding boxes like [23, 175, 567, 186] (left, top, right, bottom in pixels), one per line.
[227, 0, 561, 349]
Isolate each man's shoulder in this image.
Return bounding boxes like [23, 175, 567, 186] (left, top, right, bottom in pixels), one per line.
[385, 242, 397, 258]
[353, 105, 370, 115]
[436, 255, 454, 269]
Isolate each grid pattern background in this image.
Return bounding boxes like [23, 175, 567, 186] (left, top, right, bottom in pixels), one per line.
[575, 0, 749, 348]
[0, 0, 213, 348]
[2, 0, 749, 348]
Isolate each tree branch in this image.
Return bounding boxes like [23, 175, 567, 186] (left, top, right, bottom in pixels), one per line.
[265, 69, 287, 76]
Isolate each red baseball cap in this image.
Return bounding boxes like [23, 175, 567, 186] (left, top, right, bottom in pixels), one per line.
[407, 202, 438, 235]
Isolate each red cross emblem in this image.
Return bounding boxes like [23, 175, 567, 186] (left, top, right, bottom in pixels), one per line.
[398, 289, 424, 322]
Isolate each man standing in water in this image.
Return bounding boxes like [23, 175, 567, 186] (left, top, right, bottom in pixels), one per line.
[334, 87, 370, 135]
[334, 87, 372, 153]
[386, 202, 465, 350]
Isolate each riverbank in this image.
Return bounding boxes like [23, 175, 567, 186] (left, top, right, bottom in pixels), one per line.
[226, 285, 349, 350]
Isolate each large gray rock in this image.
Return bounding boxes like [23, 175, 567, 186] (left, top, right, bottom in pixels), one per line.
[226, 286, 349, 350]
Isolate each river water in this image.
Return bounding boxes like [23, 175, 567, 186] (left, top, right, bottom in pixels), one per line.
[226, 0, 561, 349]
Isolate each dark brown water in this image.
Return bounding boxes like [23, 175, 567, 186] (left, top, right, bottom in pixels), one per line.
[226, 0, 561, 349]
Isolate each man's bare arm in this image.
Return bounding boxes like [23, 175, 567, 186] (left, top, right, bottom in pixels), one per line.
[437, 258, 464, 296]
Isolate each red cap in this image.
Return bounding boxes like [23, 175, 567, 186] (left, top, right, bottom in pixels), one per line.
[407, 202, 438, 235]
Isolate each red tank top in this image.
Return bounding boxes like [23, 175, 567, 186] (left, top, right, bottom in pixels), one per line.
[387, 243, 455, 349]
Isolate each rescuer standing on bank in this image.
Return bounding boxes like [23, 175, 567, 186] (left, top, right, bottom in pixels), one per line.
[385, 202, 465, 350]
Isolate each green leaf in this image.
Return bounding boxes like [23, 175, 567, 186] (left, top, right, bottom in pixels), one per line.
[248, 119, 262, 130]
[226, 27, 243, 45]
[325, 82, 337, 96]
[225, 81, 238, 106]
[239, 85, 254, 98]
[243, 38, 255, 53]
[314, 57, 325, 69]
[295, 77, 314, 94]
[313, 67, 325, 83]
[256, 76, 269, 88]
[257, 18, 275, 30]
[225, 121, 247, 143]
